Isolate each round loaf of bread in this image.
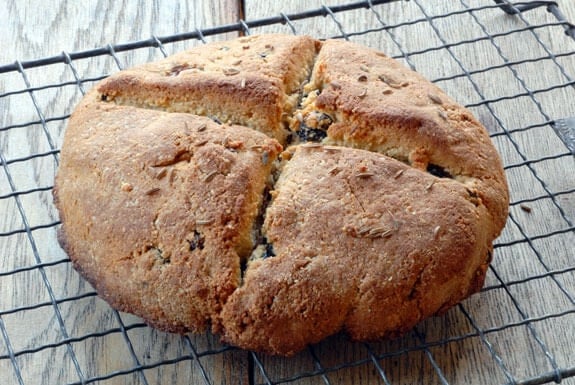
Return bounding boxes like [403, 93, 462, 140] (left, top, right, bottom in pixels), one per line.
[54, 34, 509, 356]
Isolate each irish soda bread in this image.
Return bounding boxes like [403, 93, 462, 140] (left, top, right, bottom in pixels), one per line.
[54, 34, 509, 356]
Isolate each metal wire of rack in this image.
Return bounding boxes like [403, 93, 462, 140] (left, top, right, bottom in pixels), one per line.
[1, 1, 574, 384]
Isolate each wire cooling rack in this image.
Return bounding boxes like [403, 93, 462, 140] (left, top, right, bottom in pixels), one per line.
[1, 1, 574, 384]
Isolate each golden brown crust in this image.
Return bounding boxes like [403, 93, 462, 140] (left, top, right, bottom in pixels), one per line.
[54, 34, 509, 356]
[97, 34, 320, 143]
[54, 90, 282, 332]
[298, 39, 508, 235]
[220, 144, 493, 354]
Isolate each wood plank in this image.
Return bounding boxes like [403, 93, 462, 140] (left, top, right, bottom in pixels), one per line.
[1, 0, 243, 63]
[242, 1, 575, 384]
[0, 2, 248, 385]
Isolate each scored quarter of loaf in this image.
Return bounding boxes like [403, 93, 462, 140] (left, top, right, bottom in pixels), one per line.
[54, 34, 509, 356]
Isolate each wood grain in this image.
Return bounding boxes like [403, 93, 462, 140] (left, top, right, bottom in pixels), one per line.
[1, 0, 574, 384]
[242, 0, 575, 384]
[0, 2, 247, 385]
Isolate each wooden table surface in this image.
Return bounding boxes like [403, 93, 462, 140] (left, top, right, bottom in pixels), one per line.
[1, 1, 574, 384]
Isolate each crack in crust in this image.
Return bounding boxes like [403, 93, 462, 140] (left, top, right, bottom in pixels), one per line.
[54, 34, 509, 356]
